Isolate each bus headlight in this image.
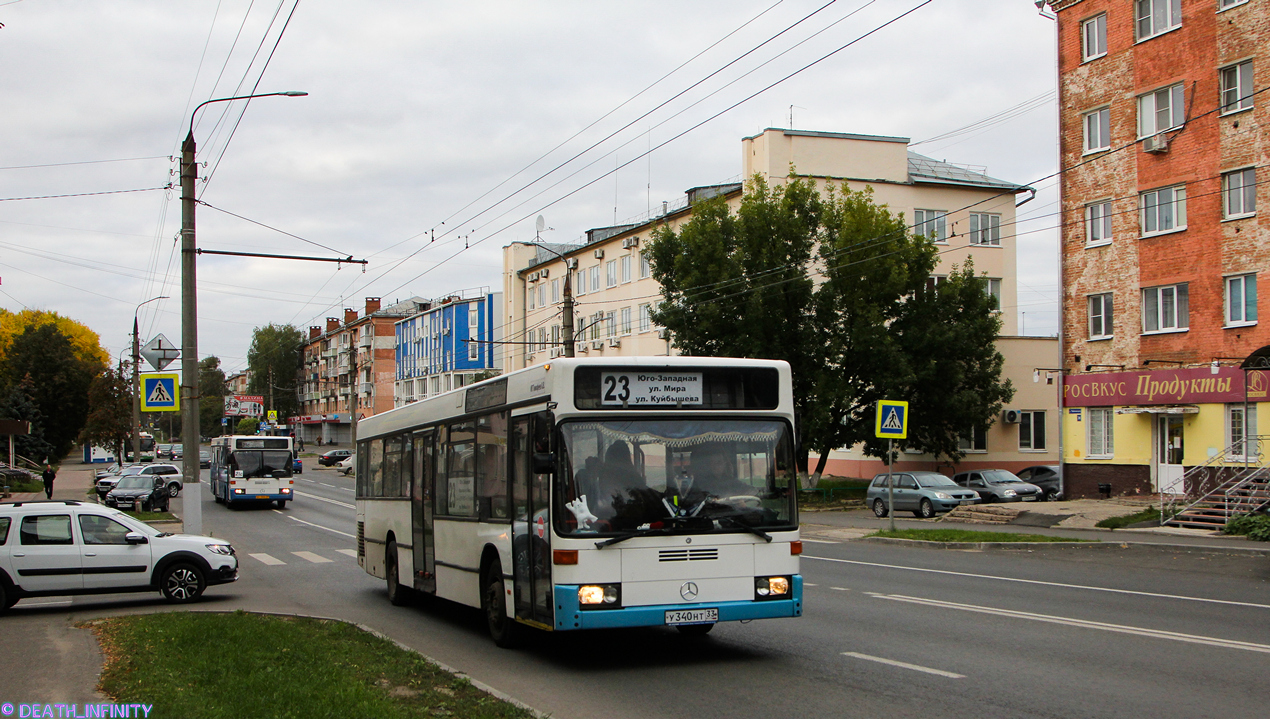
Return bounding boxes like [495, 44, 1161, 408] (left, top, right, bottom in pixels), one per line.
[755, 576, 791, 599]
[578, 584, 620, 607]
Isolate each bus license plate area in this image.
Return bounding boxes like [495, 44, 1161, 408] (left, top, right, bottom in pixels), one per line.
[664, 608, 718, 625]
[255, 495, 270, 499]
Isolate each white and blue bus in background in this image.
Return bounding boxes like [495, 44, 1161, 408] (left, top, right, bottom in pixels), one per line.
[356, 357, 801, 646]
[209, 435, 296, 508]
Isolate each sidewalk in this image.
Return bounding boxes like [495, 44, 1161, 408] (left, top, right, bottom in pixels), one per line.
[5, 464, 97, 502]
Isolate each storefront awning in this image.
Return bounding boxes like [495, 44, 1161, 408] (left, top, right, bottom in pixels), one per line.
[1115, 405, 1200, 415]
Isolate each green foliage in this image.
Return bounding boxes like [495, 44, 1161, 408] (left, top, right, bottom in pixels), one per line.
[247, 324, 304, 421]
[1095, 505, 1163, 529]
[1224, 513, 1270, 541]
[647, 174, 1014, 470]
[0, 323, 104, 458]
[92, 612, 537, 719]
[0, 377, 56, 462]
[871, 529, 1094, 543]
[79, 363, 133, 462]
[199, 356, 228, 437]
[236, 417, 260, 435]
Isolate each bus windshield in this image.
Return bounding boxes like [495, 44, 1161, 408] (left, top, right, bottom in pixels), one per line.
[231, 450, 293, 478]
[557, 418, 796, 536]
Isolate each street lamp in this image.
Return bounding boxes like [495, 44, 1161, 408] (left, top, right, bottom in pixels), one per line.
[181, 90, 306, 534]
[132, 295, 168, 464]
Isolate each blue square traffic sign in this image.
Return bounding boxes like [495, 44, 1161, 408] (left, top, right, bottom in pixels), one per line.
[141, 373, 180, 412]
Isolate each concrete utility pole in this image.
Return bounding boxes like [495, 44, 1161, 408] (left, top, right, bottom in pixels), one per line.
[181, 90, 306, 535]
[349, 334, 358, 448]
[562, 270, 575, 357]
[132, 317, 142, 463]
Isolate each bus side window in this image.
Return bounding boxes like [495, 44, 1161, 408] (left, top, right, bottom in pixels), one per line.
[383, 435, 402, 498]
[369, 438, 385, 497]
[477, 412, 509, 521]
[356, 441, 367, 497]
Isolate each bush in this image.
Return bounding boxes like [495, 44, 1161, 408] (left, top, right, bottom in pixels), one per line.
[1224, 513, 1270, 541]
[1095, 506, 1161, 529]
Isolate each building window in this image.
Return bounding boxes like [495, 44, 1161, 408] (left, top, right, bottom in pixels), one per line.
[638, 303, 652, 332]
[969, 213, 1001, 246]
[1135, 0, 1181, 41]
[1219, 0, 1249, 9]
[620, 306, 632, 335]
[1138, 83, 1185, 137]
[913, 209, 947, 243]
[1223, 168, 1256, 219]
[590, 313, 602, 340]
[1227, 403, 1258, 458]
[958, 426, 987, 452]
[1087, 407, 1114, 458]
[1019, 411, 1046, 451]
[576, 269, 587, 295]
[1085, 200, 1113, 245]
[589, 266, 600, 293]
[469, 306, 479, 331]
[925, 275, 947, 292]
[1089, 293, 1114, 339]
[1220, 60, 1253, 114]
[527, 285, 535, 310]
[982, 278, 1002, 310]
[538, 284, 547, 307]
[1084, 107, 1111, 153]
[606, 260, 617, 288]
[1142, 283, 1189, 333]
[552, 324, 560, 347]
[639, 251, 651, 279]
[620, 255, 631, 283]
[551, 279, 560, 303]
[605, 311, 616, 338]
[1140, 185, 1187, 236]
[1082, 13, 1107, 60]
[1226, 273, 1257, 326]
[468, 339, 479, 361]
[539, 328, 547, 352]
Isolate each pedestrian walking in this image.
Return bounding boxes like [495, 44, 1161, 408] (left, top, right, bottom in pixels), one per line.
[297, 437, 305, 452]
[41, 464, 56, 499]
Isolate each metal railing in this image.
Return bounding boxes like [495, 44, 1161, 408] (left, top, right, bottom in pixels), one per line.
[1162, 434, 1270, 526]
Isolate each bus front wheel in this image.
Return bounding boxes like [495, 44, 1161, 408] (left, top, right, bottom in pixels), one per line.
[482, 561, 520, 648]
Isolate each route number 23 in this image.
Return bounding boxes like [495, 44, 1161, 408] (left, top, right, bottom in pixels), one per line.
[602, 374, 631, 403]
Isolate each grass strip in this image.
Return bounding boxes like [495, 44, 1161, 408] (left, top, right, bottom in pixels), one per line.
[1095, 506, 1161, 529]
[124, 510, 178, 522]
[870, 528, 1094, 543]
[89, 611, 536, 719]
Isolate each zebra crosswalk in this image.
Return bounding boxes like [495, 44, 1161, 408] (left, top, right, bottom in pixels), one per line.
[247, 549, 357, 566]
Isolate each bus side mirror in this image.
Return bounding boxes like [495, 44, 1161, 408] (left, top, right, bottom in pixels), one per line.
[532, 453, 555, 474]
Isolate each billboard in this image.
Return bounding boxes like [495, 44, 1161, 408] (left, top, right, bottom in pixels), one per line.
[224, 395, 265, 417]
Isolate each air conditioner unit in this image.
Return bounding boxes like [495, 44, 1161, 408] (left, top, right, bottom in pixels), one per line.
[1143, 134, 1170, 154]
[549, 347, 563, 358]
[577, 343, 589, 353]
[622, 237, 640, 249]
[591, 340, 605, 350]
[1003, 409, 1022, 424]
[657, 328, 670, 340]
[593, 249, 605, 259]
[565, 258, 578, 269]
[608, 338, 621, 348]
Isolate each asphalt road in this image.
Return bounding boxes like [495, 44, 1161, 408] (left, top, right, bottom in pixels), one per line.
[6, 466, 1270, 718]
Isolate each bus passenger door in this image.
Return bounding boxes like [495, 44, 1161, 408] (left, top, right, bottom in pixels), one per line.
[412, 430, 435, 594]
[512, 411, 553, 625]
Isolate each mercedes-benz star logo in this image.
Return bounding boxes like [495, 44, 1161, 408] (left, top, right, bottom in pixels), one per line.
[680, 581, 699, 601]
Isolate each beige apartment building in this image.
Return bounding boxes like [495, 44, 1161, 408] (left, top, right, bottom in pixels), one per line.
[502, 128, 1060, 477]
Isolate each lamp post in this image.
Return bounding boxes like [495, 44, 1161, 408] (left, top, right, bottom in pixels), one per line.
[181, 91, 306, 534]
[132, 296, 168, 464]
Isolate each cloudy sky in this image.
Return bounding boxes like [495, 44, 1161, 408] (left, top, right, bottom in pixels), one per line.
[0, 0, 1060, 375]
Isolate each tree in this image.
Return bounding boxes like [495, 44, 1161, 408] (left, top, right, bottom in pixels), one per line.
[236, 417, 260, 435]
[0, 377, 56, 463]
[247, 324, 303, 421]
[0, 308, 110, 369]
[80, 363, 133, 466]
[647, 174, 1013, 481]
[0, 323, 104, 458]
[200, 356, 228, 437]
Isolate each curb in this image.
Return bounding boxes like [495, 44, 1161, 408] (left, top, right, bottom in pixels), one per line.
[178, 609, 550, 718]
[860, 536, 1270, 557]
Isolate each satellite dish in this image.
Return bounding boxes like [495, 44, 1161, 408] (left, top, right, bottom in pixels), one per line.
[536, 215, 546, 234]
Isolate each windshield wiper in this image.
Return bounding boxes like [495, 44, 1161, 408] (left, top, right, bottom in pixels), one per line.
[718, 516, 771, 542]
[595, 527, 671, 549]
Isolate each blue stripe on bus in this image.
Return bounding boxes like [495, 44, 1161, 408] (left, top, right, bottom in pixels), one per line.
[552, 575, 802, 631]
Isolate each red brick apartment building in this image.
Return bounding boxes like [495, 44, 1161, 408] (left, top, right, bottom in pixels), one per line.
[1052, 0, 1270, 497]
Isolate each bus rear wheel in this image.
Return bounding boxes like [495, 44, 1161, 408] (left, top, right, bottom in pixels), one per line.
[482, 561, 520, 648]
[386, 540, 411, 607]
[276, 500, 287, 509]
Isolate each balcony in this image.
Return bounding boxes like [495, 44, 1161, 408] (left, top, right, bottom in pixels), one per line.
[360, 382, 375, 394]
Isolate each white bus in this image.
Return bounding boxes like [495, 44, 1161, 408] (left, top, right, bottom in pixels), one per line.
[356, 357, 802, 646]
[209, 435, 296, 508]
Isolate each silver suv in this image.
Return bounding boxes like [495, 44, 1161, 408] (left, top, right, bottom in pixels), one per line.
[0, 500, 237, 609]
[97, 463, 182, 500]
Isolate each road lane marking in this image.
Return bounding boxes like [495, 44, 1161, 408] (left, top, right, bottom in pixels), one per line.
[336, 548, 358, 557]
[804, 583, 818, 587]
[293, 490, 355, 509]
[249, 553, 286, 566]
[319, 482, 336, 488]
[801, 538, 839, 544]
[284, 514, 357, 538]
[868, 593, 1270, 655]
[804, 555, 1270, 610]
[830, 587, 851, 591]
[292, 551, 333, 564]
[841, 652, 964, 678]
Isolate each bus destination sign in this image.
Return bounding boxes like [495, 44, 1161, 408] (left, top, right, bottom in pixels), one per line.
[600, 372, 702, 406]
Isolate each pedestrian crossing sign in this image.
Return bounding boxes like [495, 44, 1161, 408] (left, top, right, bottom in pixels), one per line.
[875, 400, 908, 439]
[141, 373, 180, 412]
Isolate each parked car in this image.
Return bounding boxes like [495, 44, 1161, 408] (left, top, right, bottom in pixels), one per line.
[0, 499, 237, 608]
[867, 471, 981, 518]
[318, 449, 352, 467]
[292, 457, 303, 474]
[98, 463, 182, 500]
[337, 454, 356, 476]
[105, 474, 170, 513]
[199, 450, 211, 469]
[951, 469, 1043, 503]
[94, 464, 132, 482]
[1014, 465, 1062, 501]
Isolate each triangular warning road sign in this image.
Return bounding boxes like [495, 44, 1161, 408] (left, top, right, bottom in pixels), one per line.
[148, 381, 174, 404]
[882, 407, 902, 430]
